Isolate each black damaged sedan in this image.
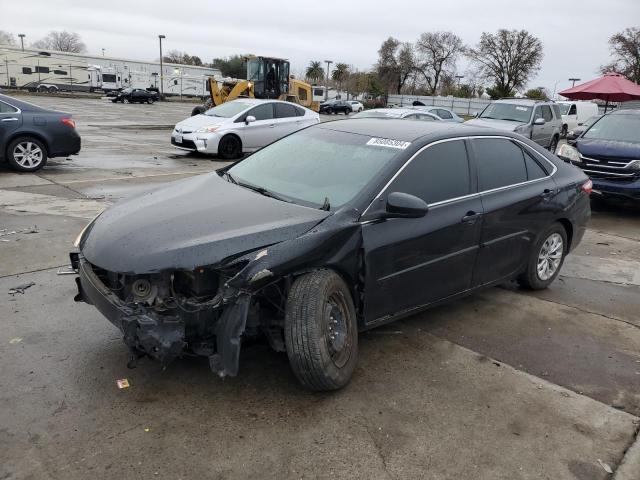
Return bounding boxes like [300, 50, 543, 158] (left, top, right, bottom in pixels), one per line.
[71, 119, 591, 390]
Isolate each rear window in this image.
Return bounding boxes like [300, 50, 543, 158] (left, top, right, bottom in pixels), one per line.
[583, 114, 640, 143]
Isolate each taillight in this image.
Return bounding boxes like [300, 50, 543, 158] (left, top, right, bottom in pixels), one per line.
[581, 179, 593, 195]
[61, 118, 76, 128]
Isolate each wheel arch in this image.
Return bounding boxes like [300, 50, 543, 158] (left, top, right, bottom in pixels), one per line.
[555, 218, 573, 252]
[219, 132, 243, 152]
[5, 131, 51, 158]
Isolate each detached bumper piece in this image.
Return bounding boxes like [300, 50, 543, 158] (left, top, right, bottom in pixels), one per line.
[72, 254, 249, 376]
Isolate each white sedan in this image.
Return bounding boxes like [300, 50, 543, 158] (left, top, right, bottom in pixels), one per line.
[171, 99, 319, 159]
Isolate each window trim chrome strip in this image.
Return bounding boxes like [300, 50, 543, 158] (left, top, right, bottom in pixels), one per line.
[361, 135, 558, 217]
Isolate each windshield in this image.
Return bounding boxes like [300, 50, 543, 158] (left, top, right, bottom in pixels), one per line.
[480, 103, 532, 123]
[227, 127, 400, 208]
[204, 101, 251, 118]
[558, 104, 571, 115]
[583, 114, 640, 143]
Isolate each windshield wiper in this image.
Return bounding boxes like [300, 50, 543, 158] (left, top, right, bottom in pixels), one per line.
[223, 171, 238, 184]
[236, 181, 292, 203]
[321, 197, 331, 211]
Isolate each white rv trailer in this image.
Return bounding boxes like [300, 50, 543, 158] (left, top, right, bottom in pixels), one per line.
[0, 44, 221, 96]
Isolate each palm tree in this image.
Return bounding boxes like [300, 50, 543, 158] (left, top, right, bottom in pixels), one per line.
[331, 63, 350, 93]
[305, 61, 324, 84]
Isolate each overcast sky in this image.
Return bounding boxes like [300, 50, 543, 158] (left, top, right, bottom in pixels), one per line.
[3, 0, 638, 94]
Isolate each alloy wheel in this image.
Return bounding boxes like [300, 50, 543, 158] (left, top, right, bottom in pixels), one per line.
[536, 233, 563, 281]
[13, 142, 44, 169]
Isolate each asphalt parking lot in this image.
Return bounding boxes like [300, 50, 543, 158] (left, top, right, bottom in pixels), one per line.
[1, 94, 639, 479]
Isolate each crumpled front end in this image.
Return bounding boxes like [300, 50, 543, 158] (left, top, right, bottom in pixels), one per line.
[71, 252, 252, 377]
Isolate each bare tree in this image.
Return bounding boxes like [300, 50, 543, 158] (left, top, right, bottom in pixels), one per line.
[467, 29, 543, 98]
[32, 31, 86, 53]
[376, 37, 416, 94]
[415, 31, 464, 95]
[0, 31, 16, 45]
[600, 27, 640, 83]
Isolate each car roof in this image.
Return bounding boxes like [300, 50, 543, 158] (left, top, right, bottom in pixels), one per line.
[316, 118, 483, 142]
[494, 98, 547, 105]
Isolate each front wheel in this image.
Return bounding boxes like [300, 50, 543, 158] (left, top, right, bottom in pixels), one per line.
[284, 269, 358, 391]
[147, 97, 155, 104]
[218, 135, 241, 160]
[123, 98, 130, 104]
[518, 224, 568, 290]
[325, 108, 333, 114]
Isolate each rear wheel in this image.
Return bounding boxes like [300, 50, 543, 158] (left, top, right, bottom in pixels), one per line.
[284, 269, 358, 391]
[48, 86, 57, 94]
[147, 97, 155, 104]
[326, 107, 333, 114]
[218, 135, 241, 160]
[6, 137, 48, 172]
[123, 98, 130, 104]
[518, 223, 567, 290]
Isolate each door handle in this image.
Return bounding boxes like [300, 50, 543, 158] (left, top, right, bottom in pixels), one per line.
[540, 188, 556, 198]
[269, 124, 276, 128]
[462, 211, 482, 223]
[1, 117, 19, 122]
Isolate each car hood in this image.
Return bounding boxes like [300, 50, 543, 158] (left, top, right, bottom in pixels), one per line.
[464, 118, 524, 131]
[575, 138, 640, 159]
[174, 114, 230, 131]
[80, 173, 331, 274]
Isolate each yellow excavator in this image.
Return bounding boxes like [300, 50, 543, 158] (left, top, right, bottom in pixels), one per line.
[191, 56, 319, 115]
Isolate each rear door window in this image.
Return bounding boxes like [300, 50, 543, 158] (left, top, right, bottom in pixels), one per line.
[473, 138, 528, 191]
[274, 103, 298, 118]
[541, 105, 553, 122]
[437, 109, 453, 119]
[388, 140, 471, 204]
[0, 101, 18, 113]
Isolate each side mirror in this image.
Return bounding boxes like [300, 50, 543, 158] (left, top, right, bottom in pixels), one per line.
[245, 115, 256, 125]
[533, 117, 546, 126]
[384, 192, 429, 219]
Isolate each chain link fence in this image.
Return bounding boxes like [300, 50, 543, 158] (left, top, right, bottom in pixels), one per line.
[386, 94, 492, 116]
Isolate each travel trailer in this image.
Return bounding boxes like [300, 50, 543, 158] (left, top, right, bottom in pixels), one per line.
[0, 44, 220, 97]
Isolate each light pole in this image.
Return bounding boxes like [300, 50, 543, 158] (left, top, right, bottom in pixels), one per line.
[102, 48, 105, 57]
[324, 60, 332, 101]
[569, 77, 580, 88]
[18, 34, 25, 52]
[158, 35, 165, 99]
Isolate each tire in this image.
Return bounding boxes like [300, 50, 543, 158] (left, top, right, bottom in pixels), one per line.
[37, 85, 47, 93]
[123, 98, 130, 104]
[561, 125, 568, 138]
[111, 98, 118, 103]
[326, 108, 333, 114]
[147, 97, 154, 104]
[518, 223, 568, 290]
[6, 137, 48, 172]
[344, 109, 351, 115]
[284, 269, 358, 391]
[218, 135, 241, 160]
[548, 135, 558, 153]
[48, 86, 57, 94]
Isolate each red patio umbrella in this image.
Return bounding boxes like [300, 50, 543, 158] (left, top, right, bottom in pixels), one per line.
[558, 72, 640, 112]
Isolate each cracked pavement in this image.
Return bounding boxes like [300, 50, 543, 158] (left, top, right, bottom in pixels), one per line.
[1, 95, 639, 479]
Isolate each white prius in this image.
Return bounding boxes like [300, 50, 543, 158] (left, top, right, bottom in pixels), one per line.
[171, 99, 320, 159]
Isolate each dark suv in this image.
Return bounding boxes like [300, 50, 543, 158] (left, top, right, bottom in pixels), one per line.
[319, 100, 352, 115]
[111, 88, 159, 104]
[557, 109, 640, 201]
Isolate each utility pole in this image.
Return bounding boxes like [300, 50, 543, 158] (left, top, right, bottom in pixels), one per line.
[324, 60, 332, 101]
[102, 48, 105, 57]
[18, 34, 25, 52]
[568, 77, 580, 88]
[158, 35, 166, 99]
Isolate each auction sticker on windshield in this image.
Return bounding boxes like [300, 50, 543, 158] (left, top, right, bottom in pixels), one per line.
[366, 138, 411, 149]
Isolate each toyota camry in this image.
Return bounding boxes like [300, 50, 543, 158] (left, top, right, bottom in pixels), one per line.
[72, 119, 591, 391]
